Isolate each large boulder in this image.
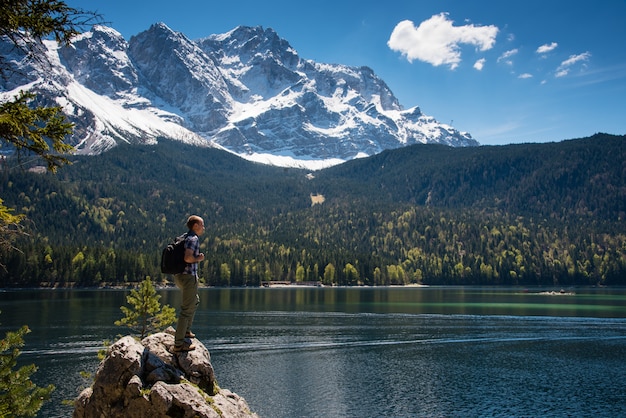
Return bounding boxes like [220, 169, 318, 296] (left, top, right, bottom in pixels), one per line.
[142, 330, 215, 393]
[74, 331, 258, 418]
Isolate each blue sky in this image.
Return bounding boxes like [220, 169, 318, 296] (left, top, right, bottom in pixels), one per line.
[67, 0, 626, 146]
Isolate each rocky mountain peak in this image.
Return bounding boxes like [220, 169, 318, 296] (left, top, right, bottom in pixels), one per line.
[60, 25, 136, 98]
[1, 23, 478, 169]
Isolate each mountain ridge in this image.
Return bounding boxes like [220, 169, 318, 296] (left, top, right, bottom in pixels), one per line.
[1, 23, 477, 169]
[1, 133, 624, 287]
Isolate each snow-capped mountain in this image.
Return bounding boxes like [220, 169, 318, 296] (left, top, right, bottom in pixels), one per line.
[0, 23, 478, 169]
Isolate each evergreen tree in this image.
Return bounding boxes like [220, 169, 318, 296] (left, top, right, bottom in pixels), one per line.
[0, 198, 25, 270]
[0, 312, 54, 417]
[115, 277, 176, 339]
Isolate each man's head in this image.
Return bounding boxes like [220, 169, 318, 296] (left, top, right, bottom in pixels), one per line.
[186, 215, 205, 235]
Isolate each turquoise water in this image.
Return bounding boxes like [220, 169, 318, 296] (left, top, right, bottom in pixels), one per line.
[1, 287, 625, 417]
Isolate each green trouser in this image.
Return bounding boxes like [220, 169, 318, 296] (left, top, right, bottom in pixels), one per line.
[174, 273, 199, 346]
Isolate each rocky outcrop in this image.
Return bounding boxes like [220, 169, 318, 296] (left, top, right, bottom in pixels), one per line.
[73, 329, 258, 418]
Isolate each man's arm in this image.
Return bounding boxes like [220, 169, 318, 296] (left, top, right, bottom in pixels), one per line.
[184, 248, 204, 263]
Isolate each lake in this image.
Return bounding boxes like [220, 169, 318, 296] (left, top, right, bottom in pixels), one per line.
[1, 286, 625, 417]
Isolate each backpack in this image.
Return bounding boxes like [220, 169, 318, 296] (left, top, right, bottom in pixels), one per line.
[160, 233, 188, 274]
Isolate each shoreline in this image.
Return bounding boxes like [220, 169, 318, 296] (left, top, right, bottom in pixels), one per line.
[1, 283, 617, 292]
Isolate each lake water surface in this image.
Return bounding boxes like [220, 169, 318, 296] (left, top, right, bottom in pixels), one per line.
[1, 286, 625, 417]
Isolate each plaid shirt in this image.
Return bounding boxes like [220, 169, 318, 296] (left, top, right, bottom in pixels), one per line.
[183, 231, 200, 276]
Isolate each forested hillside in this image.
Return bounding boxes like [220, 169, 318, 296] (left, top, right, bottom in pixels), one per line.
[0, 133, 624, 287]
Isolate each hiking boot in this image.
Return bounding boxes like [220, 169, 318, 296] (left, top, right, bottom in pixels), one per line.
[171, 343, 196, 353]
[185, 331, 196, 338]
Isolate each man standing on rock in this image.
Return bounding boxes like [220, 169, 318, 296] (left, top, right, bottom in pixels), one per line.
[172, 215, 205, 352]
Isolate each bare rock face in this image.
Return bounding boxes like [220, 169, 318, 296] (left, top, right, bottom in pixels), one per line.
[73, 331, 258, 418]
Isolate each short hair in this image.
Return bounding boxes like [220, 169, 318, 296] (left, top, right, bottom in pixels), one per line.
[186, 215, 203, 230]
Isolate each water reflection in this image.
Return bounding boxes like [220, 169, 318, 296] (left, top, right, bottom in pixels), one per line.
[195, 286, 626, 317]
[1, 287, 625, 417]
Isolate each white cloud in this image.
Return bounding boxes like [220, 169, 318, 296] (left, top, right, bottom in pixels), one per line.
[388, 13, 499, 70]
[474, 58, 486, 70]
[560, 52, 591, 67]
[497, 49, 518, 65]
[536, 42, 558, 54]
[555, 52, 591, 77]
[518, 73, 533, 79]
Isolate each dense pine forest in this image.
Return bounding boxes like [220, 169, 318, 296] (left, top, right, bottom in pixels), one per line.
[0, 133, 624, 287]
